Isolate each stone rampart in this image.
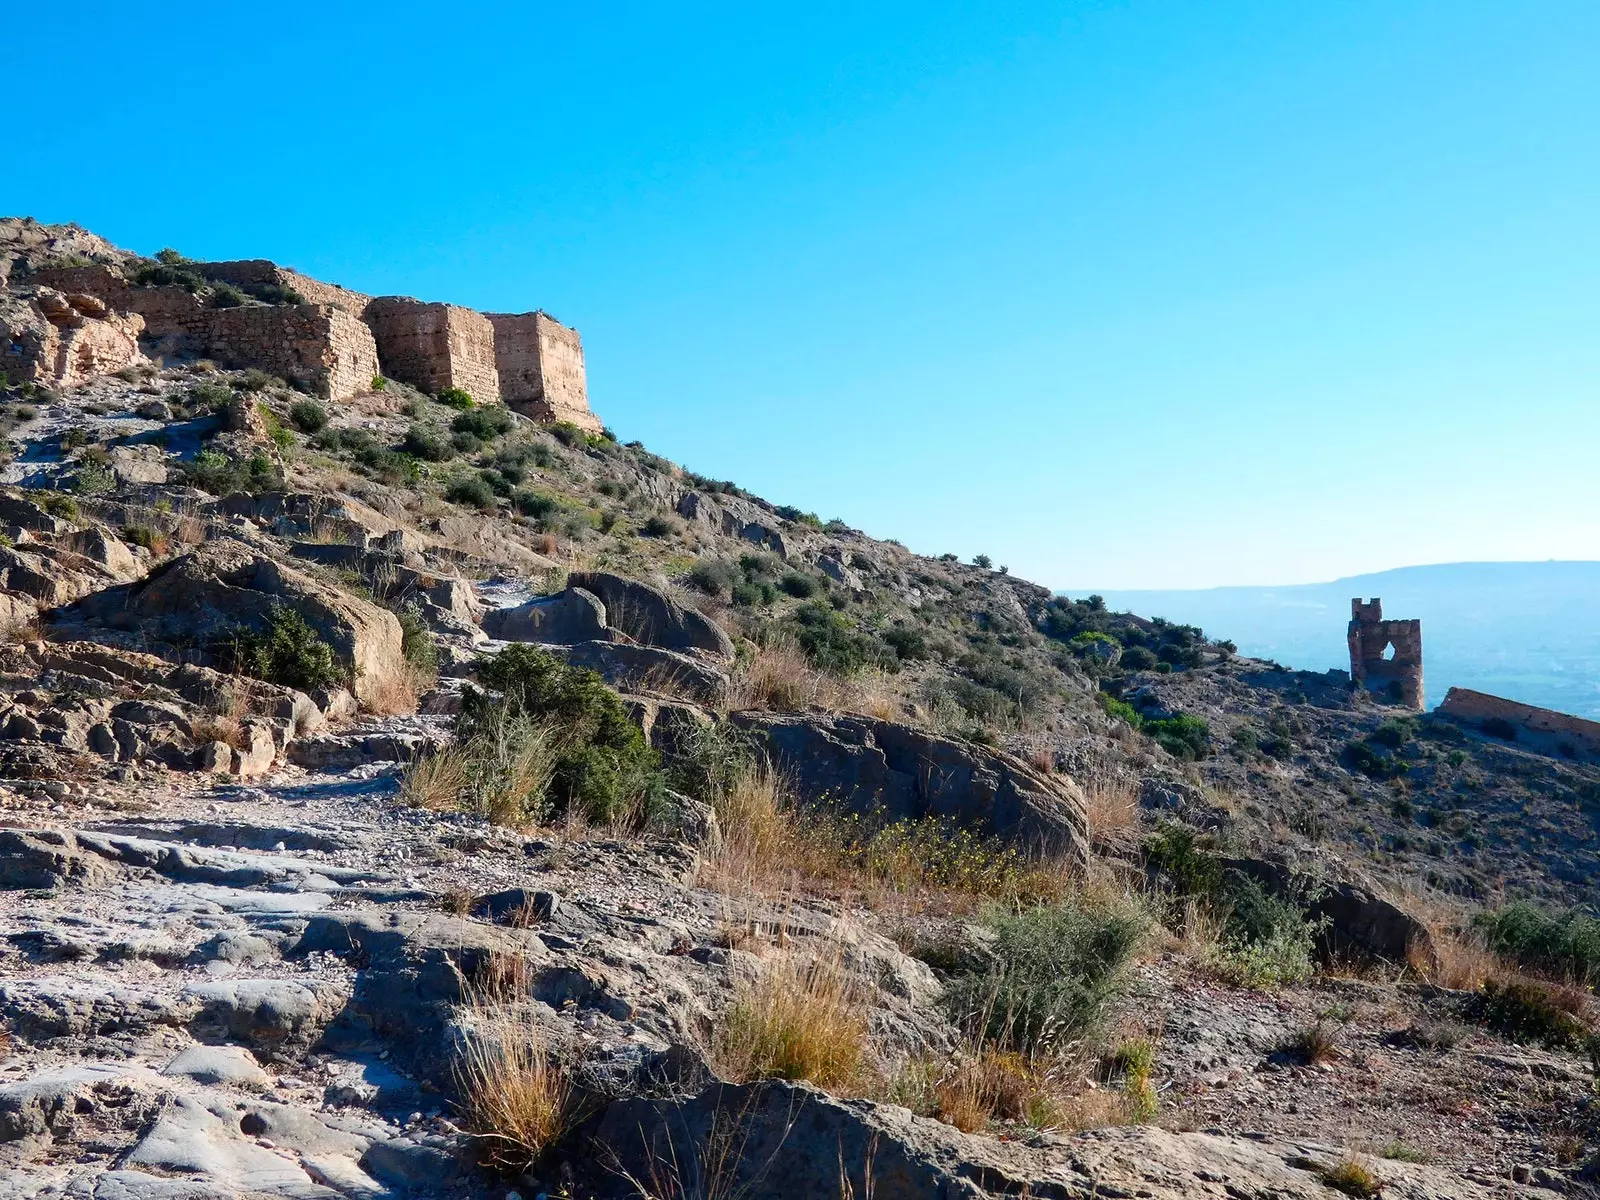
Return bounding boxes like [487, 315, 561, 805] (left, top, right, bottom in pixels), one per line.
[365, 298, 500, 404]
[1439, 688, 1600, 761]
[487, 311, 599, 431]
[195, 305, 379, 400]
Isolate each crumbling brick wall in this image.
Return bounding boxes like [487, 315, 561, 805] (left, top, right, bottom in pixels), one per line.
[1439, 688, 1600, 761]
[364, 298, 500, 404]
[1348, 598, 1424, 710]
[487, 311, 598, 431]
[1, 290, 146, 387]
[195, 305, 378, 400]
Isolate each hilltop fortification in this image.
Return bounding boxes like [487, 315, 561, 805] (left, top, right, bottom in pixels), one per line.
[0, 218, 601, 431]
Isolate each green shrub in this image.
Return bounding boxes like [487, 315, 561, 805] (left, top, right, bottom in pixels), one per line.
[72, 460, 115, 497]
[512, 489, 561, 519]
[1371, 718, 1416, 749]
[394, 604, 437, 682]
[451, 431, 484, 455]
[465, 645, 664, 825]
[235, 368, 276, 393]
[942, 896, 1148, 1057]
[640, 514, 679, 538]
[436, 386, 475, 410]
[223, 607, 344, 691]
[478, 468, 513, 497]
[287, 400, 328, 433]
[186, 449, 282, 495]
[1144, 825, 1225, 897]
[402, 425, 455, 462]
[1345, 739, 1406, 780]
[371, 375, 387, 391]
[731, 580, 778, 608]
[528, 442, 556, 468]
[778, 571, 818, 598]
[185, 381, 234, 413]
[1143, 714, 1210, 760]
[1474, 902, 1600, 986]
[881, 625, 929, 662]
[687, 559, 737, 598]
[787, 602, 892, 674]
[452, 406, 513, 440]
[551, 422, 584, 448]
[1119, 646, 1158, 671]
[445, 474, 497, 508]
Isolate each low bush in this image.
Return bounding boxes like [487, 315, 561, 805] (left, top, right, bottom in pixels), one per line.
[942, 895, 1148, 1058]
[223, 606, 344, 691]
[186, 449, 282, 496]
[122, 524, 169, 555]
[1474, 901, 1600, 986]
[403, 425, 455, 462]
[787, 601, 893, 674]
[779, 570, 818, 598]
[445, 474, 497, 509]
[287, 400, 328, 433]
[436, 386, 475, 410]
[1142, 713, 1210, 760]
[687, 559, 737, 598]
[461, 644, 664, 826]
[640, 514, 679, 538]
[512, 489, 561, 520]
[452, 405, 513, 440]
[1321, 1160, 1381, 1198]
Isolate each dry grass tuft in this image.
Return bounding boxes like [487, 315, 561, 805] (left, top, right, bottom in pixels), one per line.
[1321, 1157, 1382, 1198]
[1082, 778, 1140, 845]
[455, 1002, 571, 1172]
[726, 636, 902, 720]
[191, 689, 250, 750]
[361, 662, 423, 717]
[399, 745, 469, 812]
[1410, 926, 1497, 991]
[714, 950, 869, 1093]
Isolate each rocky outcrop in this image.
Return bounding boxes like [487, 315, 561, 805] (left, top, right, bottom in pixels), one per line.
[54, 540, 405, 707]
[482, 586, 611, 643]
[590, 1079, 1559, 1200]
[733, 713, 1089, 861]
[569, 570, 734, 660]
[562, 640, 730, 705]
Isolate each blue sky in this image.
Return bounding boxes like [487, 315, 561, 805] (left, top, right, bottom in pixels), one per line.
[9, 2, 1598, 588]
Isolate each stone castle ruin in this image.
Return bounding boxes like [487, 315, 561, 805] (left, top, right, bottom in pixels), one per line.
[0, 219, 601, 432]
[1347, 597, 1424, 711]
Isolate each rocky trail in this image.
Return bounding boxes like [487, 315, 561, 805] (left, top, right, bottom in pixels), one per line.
[0, 727, 1582, 1199]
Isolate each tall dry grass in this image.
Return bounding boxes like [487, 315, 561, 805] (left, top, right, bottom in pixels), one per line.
[1081, 778, 1140, 846]
[725, 636, 901, 720]
[713, 949, 869, 1093]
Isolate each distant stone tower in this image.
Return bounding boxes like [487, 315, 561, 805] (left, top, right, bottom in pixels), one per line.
[1347, 598, 1424, 710]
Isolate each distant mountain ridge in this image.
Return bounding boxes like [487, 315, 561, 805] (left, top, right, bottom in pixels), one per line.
[1084, 561, 1600, 718]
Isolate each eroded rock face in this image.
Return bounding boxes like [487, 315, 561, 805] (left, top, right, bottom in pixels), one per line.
[568, 571, 734, 661]
[482, 586, 611, 644]
[590, 1079, 1550, 1200]
[733, 712, 1090, 861]
[58, 540, 404, 707]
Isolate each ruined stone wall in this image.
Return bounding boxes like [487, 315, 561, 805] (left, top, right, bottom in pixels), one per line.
[1439, 688, 1600, 761]
[1347, 598, 1424, 710]
[194, 304, 378, 400]
[488, 312, 597, 432]
[364, 298, 500, 403]
[197, 261, 372, 314]
[1, 290, 146, 387]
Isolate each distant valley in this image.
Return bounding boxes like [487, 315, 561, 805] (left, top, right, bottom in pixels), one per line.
[1086, 560, 1600, 718]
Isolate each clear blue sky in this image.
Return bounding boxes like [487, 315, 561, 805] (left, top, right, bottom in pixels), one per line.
[9, 2, 1598, 588]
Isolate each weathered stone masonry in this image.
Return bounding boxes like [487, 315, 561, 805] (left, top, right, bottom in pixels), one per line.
[1439, 688, 1600, 762]
[364, 298, 501, 405]
[1348, 598, 1424, 711]
[3, 223, 601, 427]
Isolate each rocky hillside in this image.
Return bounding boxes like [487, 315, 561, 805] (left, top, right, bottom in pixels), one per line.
[1, 220, 1598, 1200]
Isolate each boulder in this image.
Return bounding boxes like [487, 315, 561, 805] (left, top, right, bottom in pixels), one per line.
[589, 1080, 1527, 1200]
[62, 540, 405, 707]
[568, 571, 734, 660]
[482, 587, 610, 644]
[562, 640, 730, 706]
[733, 712, 1089, 861]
